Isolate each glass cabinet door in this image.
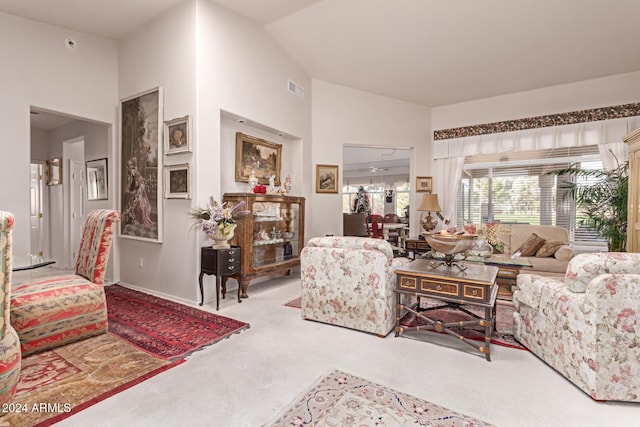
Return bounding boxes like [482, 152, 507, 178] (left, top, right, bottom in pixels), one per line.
[251, 200, 300, 268]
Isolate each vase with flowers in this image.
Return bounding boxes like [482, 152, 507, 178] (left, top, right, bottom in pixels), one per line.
[191, 197, 250, 249]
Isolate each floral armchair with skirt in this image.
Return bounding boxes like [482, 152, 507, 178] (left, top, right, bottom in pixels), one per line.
[300, 236, 410, 336]
[513, 252, 640, 402]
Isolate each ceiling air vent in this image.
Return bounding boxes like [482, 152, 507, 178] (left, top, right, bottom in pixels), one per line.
[288, 80, 304, 99]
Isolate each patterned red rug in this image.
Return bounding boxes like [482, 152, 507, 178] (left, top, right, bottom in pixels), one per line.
[285, 296, 525, 350]
[106, 284, 250, 360]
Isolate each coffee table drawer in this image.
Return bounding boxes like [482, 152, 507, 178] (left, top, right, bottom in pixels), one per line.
[420, 279, 458, 297]
[398, 276, 418, 290]
[463, 284, 486, 300]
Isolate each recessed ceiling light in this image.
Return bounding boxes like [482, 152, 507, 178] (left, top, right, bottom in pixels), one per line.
[237, 119, 245, 123]
[277, 132, 284, 137]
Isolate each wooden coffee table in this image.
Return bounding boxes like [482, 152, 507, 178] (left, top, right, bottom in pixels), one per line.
[394, 259, 499, 361]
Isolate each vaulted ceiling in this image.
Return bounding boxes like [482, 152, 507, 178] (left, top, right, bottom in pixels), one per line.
[2, 0, 639, 109]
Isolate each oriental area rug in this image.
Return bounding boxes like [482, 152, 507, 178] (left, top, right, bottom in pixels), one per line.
[285, 296, 525, 350]
[264, 369, 495, 427]
[2, 333, 184, 427]
[105, 284, 250, 360]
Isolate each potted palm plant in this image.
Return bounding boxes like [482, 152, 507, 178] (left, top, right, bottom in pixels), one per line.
[549, 160, 628, 252]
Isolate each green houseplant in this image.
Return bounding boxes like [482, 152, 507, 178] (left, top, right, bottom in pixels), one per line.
[549, 160, 628, 252]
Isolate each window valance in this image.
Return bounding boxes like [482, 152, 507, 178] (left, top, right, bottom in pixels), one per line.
[434, 116, 640, 159]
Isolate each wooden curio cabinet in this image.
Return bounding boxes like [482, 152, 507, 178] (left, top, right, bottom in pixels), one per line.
[223, 193, 305, 298]
[624, 128, 640, 252]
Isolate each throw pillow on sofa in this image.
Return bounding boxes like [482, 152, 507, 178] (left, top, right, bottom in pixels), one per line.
[517, 233, 546, 256]
[535, 239, 564, 257]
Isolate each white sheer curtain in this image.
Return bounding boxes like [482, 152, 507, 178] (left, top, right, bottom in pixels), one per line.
[598, 141, 628, 170]
[433, 116, 640, 221]
[434, 156, 464, 227]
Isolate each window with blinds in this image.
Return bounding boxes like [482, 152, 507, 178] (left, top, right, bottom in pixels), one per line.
[457, 146, 607, 247]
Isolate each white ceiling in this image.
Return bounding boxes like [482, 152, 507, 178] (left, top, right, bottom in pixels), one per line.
[3, 0, 640, 110]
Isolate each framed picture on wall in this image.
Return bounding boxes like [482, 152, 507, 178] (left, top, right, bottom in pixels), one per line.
[235, 132, 282, 185]
[119, 86, 164, 243]
[164, 163, 190, 199]
[46, 158, 62, 185]
[316, 164, 339, 193]
[164, 115, 191, 155]
[86, 158, 108, 200]
[416, 176, 433, 193]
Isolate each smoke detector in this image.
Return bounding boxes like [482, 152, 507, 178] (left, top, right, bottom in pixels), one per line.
[65, 38, 77, 49]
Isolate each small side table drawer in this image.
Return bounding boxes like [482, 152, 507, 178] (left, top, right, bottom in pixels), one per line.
[220, 258, 241, 274]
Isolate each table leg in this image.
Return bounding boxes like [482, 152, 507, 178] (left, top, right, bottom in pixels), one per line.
[198, 271, 205, 306]
[394, 291, 402, 337]
[221, 277, 228, 299]
[215, 275, 221, 311]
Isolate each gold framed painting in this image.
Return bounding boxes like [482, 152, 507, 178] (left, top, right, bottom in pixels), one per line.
[416, 176, 433, 193]
[316, 164, 339, 193]
[235, 132, 282, 185]
[46, 158, 62, 185]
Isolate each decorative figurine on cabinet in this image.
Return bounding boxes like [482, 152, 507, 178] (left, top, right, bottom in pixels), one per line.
[248, 170, 258, 192]
[268, 175, 276, 193]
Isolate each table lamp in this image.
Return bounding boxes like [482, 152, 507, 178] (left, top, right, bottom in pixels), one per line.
[417, 193, 446, 233]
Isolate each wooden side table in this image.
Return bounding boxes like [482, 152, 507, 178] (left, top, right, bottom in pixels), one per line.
[199, 246, 241, 310]
[404, 236, 431, 259]
[394, 259, 498, 361]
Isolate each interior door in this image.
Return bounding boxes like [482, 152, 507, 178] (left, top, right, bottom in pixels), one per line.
[29, 163, 45, 256]
[70, 161, 85, 264]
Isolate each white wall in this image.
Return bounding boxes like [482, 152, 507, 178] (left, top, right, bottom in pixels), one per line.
[117, 1, 198, 300]
[117, 0, 312, 302]
[0, 12, 118, 254]
[432, 71, 640, 130]
[311, 80, 431, 237]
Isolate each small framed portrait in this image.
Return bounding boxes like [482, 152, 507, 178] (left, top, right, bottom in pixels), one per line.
[316, 164, 339, 193]
[86, 158, 108, 200]
[164, 163, 190, 199]
[164, 115, 191, 155]
[416, 176, 433, 193]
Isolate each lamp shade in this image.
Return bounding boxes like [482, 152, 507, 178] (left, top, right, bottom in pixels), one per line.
[417, 193, 442, 212]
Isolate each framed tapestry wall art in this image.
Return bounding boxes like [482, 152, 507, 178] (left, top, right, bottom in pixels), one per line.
[119, 87, 164, 243]
[235, 132, 282, 185]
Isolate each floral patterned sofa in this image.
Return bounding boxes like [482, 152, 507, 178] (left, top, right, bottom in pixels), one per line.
[513, 252, 640, 401]
[300, 236, 410, 336]
[11, 209, 121, 355]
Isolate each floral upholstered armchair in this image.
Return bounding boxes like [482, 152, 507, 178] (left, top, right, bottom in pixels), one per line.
[513, 252, 640, 402]
[11, 209, 121, 355]
[300, 236, 410, 336]
[0, 212, 22, 406]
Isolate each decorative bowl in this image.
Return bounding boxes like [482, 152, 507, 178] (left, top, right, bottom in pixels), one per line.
[422, 232, 478, 255]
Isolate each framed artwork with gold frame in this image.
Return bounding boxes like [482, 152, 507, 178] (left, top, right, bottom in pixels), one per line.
[316, 164, 339, 193]
[416, 176, 433, 193]
[235, 132, 282, 185]
[46, 158, 62, 186]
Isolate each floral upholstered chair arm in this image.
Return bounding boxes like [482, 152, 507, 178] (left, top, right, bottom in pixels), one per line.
[564, 252, 640, 293]
[307, 236, 394, 263]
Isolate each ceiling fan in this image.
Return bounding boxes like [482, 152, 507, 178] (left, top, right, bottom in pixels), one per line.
[355, 164, 389, 173]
